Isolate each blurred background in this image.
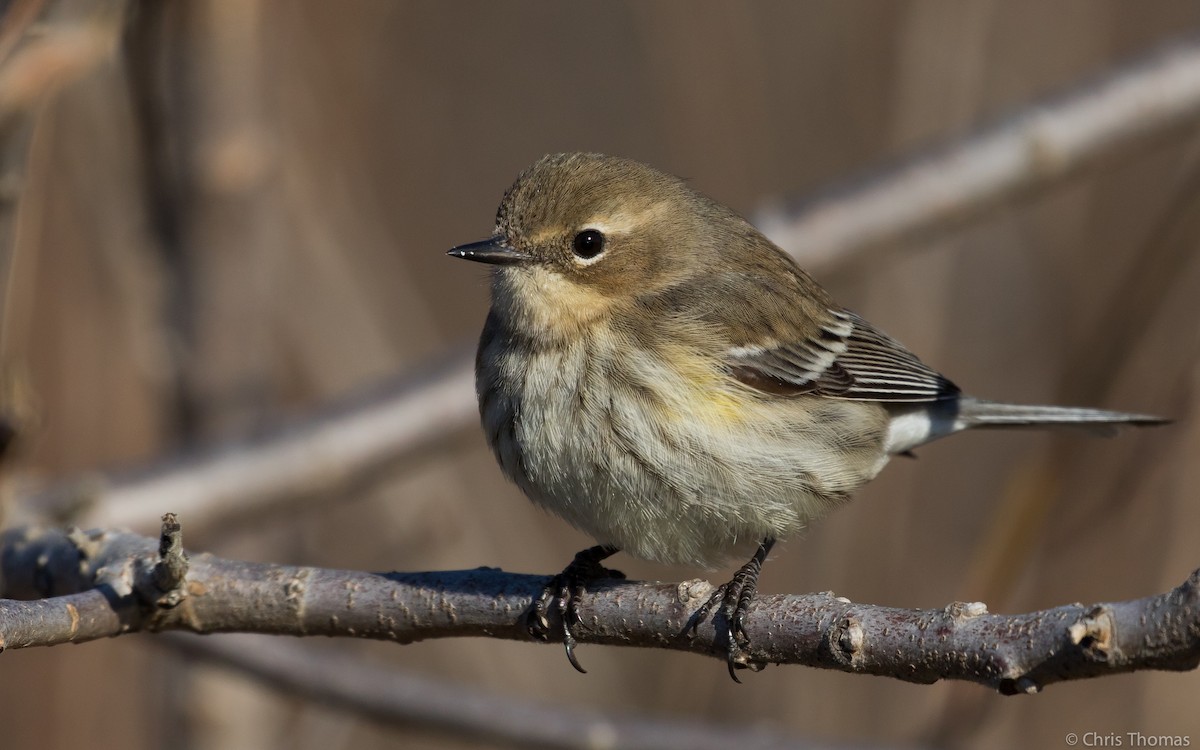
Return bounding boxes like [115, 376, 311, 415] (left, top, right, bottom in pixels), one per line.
[0, 1, 1198, 748]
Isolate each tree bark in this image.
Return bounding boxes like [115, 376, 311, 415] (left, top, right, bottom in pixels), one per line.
[1, 518, 1196, 695]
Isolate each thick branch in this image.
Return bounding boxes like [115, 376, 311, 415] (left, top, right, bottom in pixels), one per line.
[1, 522, 1196, 694]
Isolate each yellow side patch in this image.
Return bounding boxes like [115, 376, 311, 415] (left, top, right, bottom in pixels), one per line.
[697, 388, 750, 426]
[658, 344, 751, 427]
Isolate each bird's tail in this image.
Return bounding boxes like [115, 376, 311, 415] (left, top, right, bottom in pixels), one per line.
[956, 397, 1168, 435]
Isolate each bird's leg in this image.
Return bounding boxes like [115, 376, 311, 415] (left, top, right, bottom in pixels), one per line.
[529, 544, 624, 673]
[688, 537, 775, 682]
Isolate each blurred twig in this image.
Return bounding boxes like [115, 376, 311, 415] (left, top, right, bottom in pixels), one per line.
[3, 26, 1196, 542]
[961, 139, 1200, 610]
[6, 346, 476, 532]
[166, 636, 899, 750]
[1, 520, 1197, 696]
[7, 30, 1199, 541]
[121, 0, 197, 438]
[0, 1, 119, 119]
[756, 36, 1200, 269]
[0, 1, 122, 467]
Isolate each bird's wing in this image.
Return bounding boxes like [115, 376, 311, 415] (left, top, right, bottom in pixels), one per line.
[727, 309, 960, 402]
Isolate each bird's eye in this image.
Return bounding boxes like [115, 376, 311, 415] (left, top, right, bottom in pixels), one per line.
[572, 229, 605, 260]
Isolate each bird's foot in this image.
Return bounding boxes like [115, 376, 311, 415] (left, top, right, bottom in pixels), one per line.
[687, 538, 775, 682]
[529, 544, 623, 673]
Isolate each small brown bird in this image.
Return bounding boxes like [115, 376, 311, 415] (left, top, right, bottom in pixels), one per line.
[449, 152, 1165, 679]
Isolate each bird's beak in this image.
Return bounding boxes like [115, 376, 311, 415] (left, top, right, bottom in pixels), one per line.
[447, 237, 531, 265]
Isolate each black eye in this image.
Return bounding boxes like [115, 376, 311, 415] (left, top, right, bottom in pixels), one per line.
[572, 229, 605, 260]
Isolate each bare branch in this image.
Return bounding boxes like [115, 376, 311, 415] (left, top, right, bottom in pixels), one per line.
[756, 36, 1200, 268]
[1, 521, 1196, 695]
[166, 635, 896, 750]
[7, 346, 476, 532]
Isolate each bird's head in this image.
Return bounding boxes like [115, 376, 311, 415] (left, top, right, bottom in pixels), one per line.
[449, 152, 755, 337]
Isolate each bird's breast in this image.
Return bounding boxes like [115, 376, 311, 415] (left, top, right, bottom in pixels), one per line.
[475, 315, 891, 567]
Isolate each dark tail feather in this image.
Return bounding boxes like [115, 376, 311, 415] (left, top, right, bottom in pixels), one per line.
[957, 397, 1169, 436]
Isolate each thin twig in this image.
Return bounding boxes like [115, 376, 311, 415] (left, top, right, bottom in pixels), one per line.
[165, 634, 905, 750]
[1, 522, 1196, 695]
[8, 346, 476, 531]
[755, 36, 1200, 268]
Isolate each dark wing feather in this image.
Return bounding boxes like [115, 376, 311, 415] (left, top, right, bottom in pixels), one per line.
[728, 309, 959, 402]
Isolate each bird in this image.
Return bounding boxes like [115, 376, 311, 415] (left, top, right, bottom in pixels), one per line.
[447, 152, 1166, 680]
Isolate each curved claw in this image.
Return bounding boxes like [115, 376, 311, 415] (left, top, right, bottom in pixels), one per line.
[564, 631, 587, 673]
[687, 538, 776, 682]
[527, 545, 621, 674]
[561, 580, 588, 673]
[726, 649, 743, 683]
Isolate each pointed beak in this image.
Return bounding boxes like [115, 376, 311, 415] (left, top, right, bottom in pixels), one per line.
[447, 237, 531, 266]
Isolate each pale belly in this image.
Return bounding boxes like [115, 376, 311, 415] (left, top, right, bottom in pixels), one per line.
[480, 335, 890, 569]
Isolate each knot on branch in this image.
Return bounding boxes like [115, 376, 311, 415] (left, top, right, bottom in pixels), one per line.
[835, 615, 865, 662]
[823, 604, 868, 669]
[134, 514, 189, 617]
[1069, 605, 1116, 662]
[944, 600, 989, 620]
[997, 675, 1043, 696]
